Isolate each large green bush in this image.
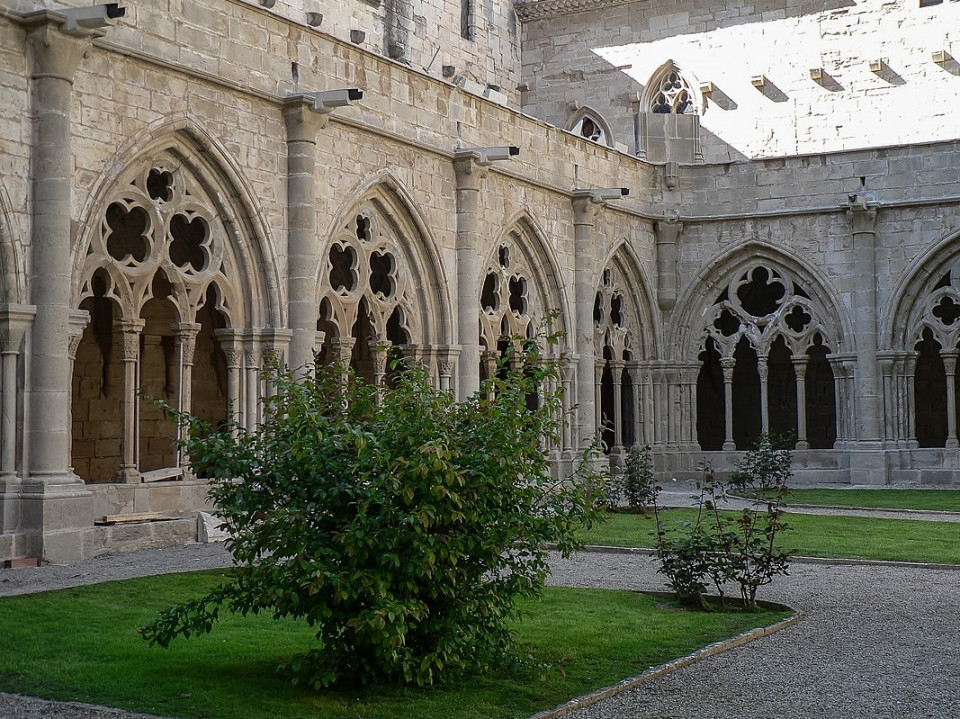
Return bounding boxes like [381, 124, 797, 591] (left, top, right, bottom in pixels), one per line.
[141, 349, 607, 688]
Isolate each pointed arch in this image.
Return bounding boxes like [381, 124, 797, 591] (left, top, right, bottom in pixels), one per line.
[565, 105, 615, 148]
[597, 239, 660, 359]
[640, 60, 704, 115]
[481, 210, 572, 354]
[671, 241, 851, 362]
[72, 115, 284, 329]
[0, 185, 27, 305]
[675, 241, 848, 451]
[885, 227, 960, 351]
[319, 170, 454, 349]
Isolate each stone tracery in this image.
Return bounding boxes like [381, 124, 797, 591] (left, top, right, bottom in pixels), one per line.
[696, 264, 837, 451]
[71, 158, 256, 483]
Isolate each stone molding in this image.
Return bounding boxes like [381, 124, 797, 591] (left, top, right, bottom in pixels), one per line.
[514, 0, 636, 22]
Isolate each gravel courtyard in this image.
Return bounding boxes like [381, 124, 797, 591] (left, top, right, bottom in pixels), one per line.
[1, 541, 958, 718]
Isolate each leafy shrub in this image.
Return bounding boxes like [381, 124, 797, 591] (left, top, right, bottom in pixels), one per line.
[653, 435, 792, 608]
[141, 348, 608, 688]
[622, 444, 656, 511]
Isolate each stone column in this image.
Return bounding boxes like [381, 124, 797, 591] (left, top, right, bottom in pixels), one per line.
[792, 354, 810, 450]
[283, 97, 327, 376]
[24, 20, 92, 485]
[215, 330, 244, 428]
[594, 362, 604, 438]
[174, 323, 200, 467]
[0, 306, 37, 481]
[941, 350, 959, 449]
[905, 352, 918, 449]
[610, 360, 625, 453]
[677, 363, 699, 449]
[641, 361, 655, 447]
[758, 355, 770, 436]
[654, 213, 681, 313]
[847, 189, 885, 482]
[828, 353, 856, 448]
[66, 310, 87, 475]
[561, 360, 576, 456]
[369, 339, 389, 393]
[115, 319, 144, 483]
[721, 357, 736, 450]
[627, 364, 642, 448]
[329, 337, 356, 386]
[571, 193, 603, 448]
[436, 346, 459, 393]
[244, 338, 261, 432]
[454, 153, 483, 401]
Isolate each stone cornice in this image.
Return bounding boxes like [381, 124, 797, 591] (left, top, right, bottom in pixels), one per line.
[514, 0, 638, 22]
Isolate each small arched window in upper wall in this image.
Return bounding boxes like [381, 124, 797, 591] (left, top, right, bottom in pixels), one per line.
[644, 61, 701, 115]
[566, 107, 614, 147]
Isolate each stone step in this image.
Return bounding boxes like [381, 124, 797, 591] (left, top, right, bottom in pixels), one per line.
[93, 517, 197, 558]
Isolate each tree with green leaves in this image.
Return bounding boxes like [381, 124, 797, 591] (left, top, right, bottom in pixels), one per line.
[141, 347, 607, 688]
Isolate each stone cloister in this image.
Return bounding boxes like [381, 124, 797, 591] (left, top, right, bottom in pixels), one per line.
[1, 0, 960, 563]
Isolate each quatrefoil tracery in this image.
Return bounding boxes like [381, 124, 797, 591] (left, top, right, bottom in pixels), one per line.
[702, 265, 828, 358]
[82, 164, 233, 324]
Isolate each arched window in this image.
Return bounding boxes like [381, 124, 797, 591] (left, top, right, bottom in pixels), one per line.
[637, 61, 703, 163]
[909, 266, 960, 448]
[644, 62, 700, 115]
[74, 162, 240, 482]
[594, 265, 644, 457]
[565, 107, 614, 147]
[695, 265, 836, 451]
[317, 206, 414, 387]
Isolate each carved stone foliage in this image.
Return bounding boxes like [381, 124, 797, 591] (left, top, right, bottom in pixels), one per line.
[594, 265, 637, 360]
[480, 233, 544, 351]
[79, 162, 241, 326]
[319, 203, 418, 344]
[910, 260, 960, 351]
[701, 264, 833, 358]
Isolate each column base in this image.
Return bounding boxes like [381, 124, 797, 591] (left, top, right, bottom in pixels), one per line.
[18, 475, 94, 564]
[115, 467, 141, 484]
[847, 441, 887, 485]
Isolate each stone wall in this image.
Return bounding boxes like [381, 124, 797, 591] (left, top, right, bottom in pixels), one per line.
[519, 0, 960, 162]
[3, 0, 960, 563]
[27, 0, 523, 109]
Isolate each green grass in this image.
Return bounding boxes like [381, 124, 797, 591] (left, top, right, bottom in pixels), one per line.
[582, 510, 960, 564]
[0, 571, 789, 719]
[779, 488, 960, 511]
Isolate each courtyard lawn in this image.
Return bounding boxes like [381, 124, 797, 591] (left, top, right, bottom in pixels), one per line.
[0, 571, 790, 719]
[778, 488, 960, 512]
[581, 510, 960, 564]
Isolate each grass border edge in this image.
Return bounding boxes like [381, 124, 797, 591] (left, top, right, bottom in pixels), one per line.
[527, 603, 804, 719]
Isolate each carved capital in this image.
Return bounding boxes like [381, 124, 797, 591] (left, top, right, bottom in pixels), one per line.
[791, 354, 810, 379]
[757, 358, 769, 382]
[453, 155, 483, 190]
[117, 318, 144, 361]
[222, 348, 243, 369]
[720, 357, 736, 382]
[25, 22, 92, 82]
[571, 194, 602, 225]
[0, 304, 38, 354]
[282, 95, 331, 143]
[941, 349, 959, 375]
[847, 205, 878, 235]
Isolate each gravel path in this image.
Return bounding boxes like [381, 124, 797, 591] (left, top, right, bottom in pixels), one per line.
[2, 517, 959, 718]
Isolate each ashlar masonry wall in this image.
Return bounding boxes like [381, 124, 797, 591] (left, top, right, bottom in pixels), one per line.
[520, 0, 960, 162]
